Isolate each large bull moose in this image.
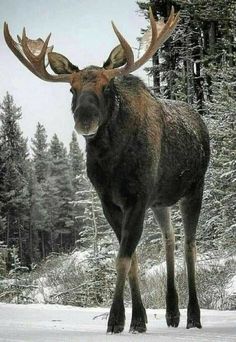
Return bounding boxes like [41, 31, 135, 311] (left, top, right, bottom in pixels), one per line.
[4, 7, 210, 334]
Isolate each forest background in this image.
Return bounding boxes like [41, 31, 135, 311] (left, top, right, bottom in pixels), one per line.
[0, 0, 235, 310]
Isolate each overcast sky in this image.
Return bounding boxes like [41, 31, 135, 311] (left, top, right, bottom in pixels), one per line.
[0, 0, 151, 150]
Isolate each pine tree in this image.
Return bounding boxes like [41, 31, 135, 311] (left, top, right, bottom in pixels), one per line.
[28, 123, 50, 261]
[48, 134, 75, 252]
[31, 122, 49, 183]
[69, 132, 87, 243]
[69, 131, 85, 188]
[0, 93, 30, 264]
[138, 0, 236, 111]
[198, 63, 236, 253]
[74, 173, 116, 305]
[27, 165, 42, 263]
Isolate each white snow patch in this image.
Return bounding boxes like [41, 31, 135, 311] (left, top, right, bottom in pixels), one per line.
[145, 258, 185, 277]
[68, 250, 90, 267]
[146, 254, 236, 279]
[0, 303, 235, 341]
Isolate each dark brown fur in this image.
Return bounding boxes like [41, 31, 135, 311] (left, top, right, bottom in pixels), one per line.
[69, 70, 210, 333]
[71, 73, 210, 333]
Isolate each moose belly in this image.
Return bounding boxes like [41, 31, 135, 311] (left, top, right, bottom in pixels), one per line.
[149, 168, 199, 207]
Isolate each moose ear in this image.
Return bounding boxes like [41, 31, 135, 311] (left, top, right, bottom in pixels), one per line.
[48, 52, 79, 75]
[103, 45, 127, 70]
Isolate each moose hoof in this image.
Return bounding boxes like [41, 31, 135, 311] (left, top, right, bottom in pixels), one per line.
[187, 304, 201, 329]
[107, 324, 124, 334]
[107, 309, 125, 334]
[186, 319, 202, 329]
[129, 319, 147, 333]
[129, 305, 147, 333]
[166, 312, 180, 327]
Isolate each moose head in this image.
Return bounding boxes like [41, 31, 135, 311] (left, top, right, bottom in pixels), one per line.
[4, 8, 179, 138]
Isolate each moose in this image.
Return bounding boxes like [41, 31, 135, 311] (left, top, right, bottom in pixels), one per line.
[4, 7, 210, 334]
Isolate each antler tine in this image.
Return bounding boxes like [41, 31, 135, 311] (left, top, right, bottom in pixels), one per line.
[4, 22, 41, 79]
[151, 7, 180, 50]
[21, 28, 51, 62]
[104, 7, 179, 78]
[104, 21, 135, 79]
[20, 28, 70, 83]
[112, 22, 134, 71]
[130, 6, 179, 73]
[4, 23, 71, 83]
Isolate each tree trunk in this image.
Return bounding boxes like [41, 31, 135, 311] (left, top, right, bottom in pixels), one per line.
[91, 190, 98, 259]
[41, 231, 45, 259]
[28, 221, 33, 263]
[51, 231, 54, 253]
[152, 53, 160, 94]
[18, 223, 23, 261]
[6, 213, 10, 245]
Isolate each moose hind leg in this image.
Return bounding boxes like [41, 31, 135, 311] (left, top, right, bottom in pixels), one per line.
[152, 206, 180, 327]
[129, 252, 147, 333]
[180, 183, 204, 329]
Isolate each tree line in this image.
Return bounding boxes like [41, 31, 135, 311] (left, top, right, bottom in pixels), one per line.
[0, 93, 101, 268]
[0, 0, 235, 272]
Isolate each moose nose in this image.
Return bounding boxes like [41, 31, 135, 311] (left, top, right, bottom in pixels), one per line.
[73, 103, 99, 122]
[73, 103, 100, 136]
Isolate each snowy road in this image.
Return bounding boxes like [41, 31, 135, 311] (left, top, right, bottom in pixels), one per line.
[0, 304, 235, 341]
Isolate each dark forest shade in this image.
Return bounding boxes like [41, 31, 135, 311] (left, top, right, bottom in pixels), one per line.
[138, 0, 236, 114]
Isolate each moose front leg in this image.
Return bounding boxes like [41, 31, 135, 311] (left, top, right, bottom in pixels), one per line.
[101, 199, 147, 333]
[107, 202, 146, 334]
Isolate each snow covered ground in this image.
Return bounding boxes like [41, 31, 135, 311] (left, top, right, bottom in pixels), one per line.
[0, 304, 235, 341]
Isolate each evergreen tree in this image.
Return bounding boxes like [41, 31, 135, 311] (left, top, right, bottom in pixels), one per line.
[138, 0, 236, 111]
[40, 175, 59, 256]
[27, 164, 42, 263]
[75, 176, 116, 306]
[198, 63, 236, 253]
[48, 134, 75, 252]
[69, 132, 87, 243]
[29, 123, 50, 261]
[31, 122, 49, 183]
[0, 93, 30, 264]
[69, 131, 85, 188]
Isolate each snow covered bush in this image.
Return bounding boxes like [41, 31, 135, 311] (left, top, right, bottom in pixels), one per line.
[140, 254, 236, 310]
[15, 250, 116, 307]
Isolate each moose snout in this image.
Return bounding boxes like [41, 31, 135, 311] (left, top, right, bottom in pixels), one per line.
[74, 104, 100, 136]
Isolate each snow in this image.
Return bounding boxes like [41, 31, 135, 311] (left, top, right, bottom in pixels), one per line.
[68, 250, 90, 268]
[226, 275, 236, 295]
[0, 304, 235, 341]
[59, 250, 91, 274]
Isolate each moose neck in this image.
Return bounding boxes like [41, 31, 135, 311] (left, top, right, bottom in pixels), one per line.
[85, 76, 137, 160]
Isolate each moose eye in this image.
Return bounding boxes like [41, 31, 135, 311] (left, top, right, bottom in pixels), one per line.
[70, 88, 75, 94]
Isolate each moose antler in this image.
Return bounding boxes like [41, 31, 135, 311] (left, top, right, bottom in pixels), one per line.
[105, 6, 180, 78]
[4, 7, 179, 82]
[3, 23, 71, 83]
